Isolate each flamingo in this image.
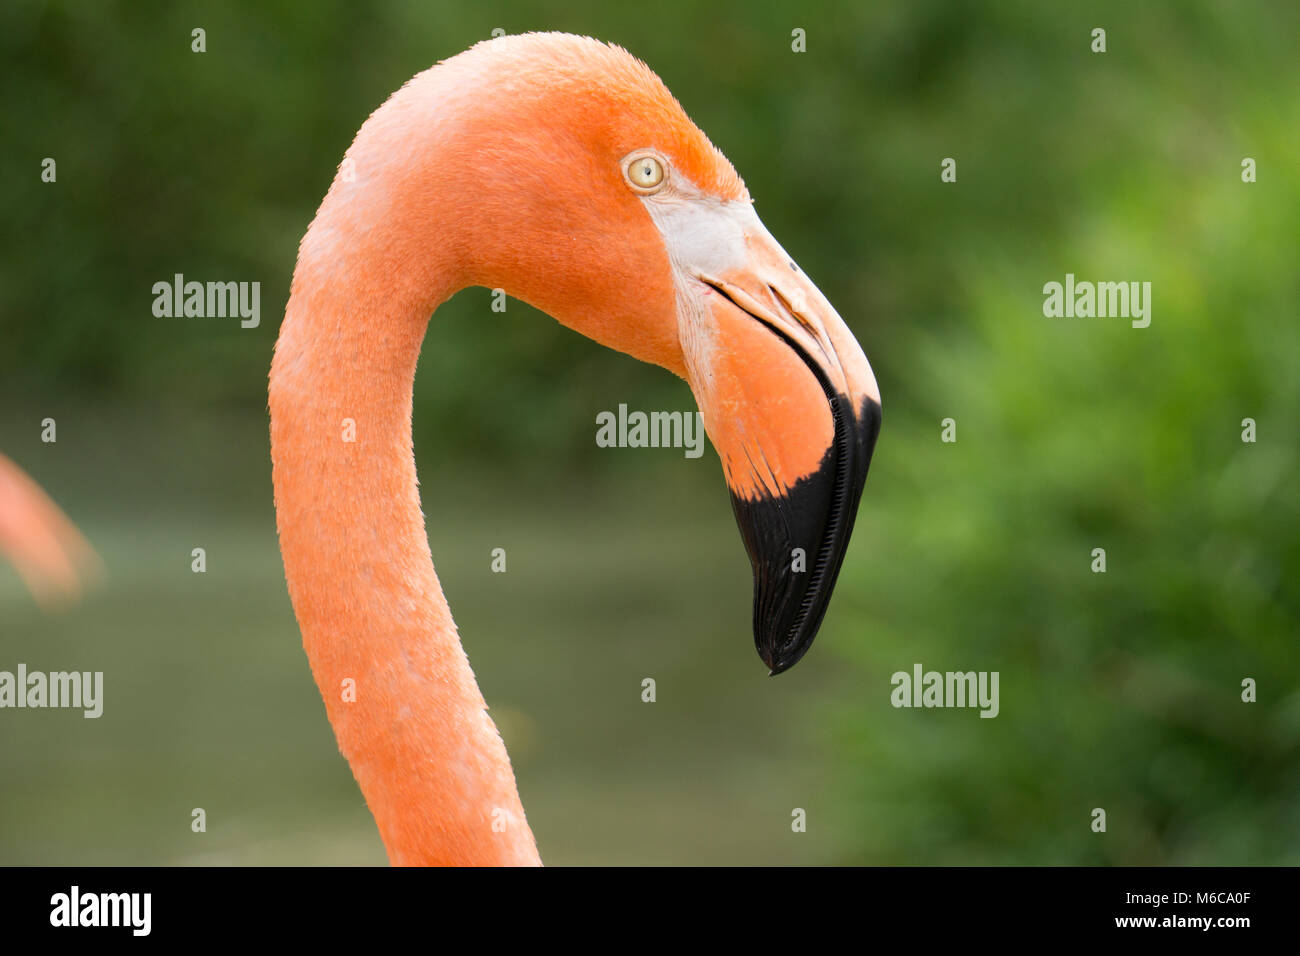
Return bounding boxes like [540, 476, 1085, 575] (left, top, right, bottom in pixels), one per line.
[0, 453, 97, 605]
[269, 32, 882, 866]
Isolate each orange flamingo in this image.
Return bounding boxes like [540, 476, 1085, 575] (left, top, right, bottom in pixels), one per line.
[270, 33, 881, 866]
[0, 453, 97, 605]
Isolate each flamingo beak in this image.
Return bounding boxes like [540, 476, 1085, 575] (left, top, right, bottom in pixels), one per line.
[684, 219, 881, 674]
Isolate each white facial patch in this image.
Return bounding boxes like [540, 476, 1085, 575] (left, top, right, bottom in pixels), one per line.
[633, 176, 758, 417]
[641, 190, 761, 278]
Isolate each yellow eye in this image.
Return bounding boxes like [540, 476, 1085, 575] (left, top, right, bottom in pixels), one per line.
[626, 155, 665, 191]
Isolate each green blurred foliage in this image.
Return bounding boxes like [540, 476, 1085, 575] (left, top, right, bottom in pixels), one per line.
[0, 0, 1296, 863]
[817, 3, 1300, 862]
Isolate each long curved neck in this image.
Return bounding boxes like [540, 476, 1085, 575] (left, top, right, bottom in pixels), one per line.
[269, 106, 540, 866]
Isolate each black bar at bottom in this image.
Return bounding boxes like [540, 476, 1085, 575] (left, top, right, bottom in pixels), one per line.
[0, 865, 1281, 941]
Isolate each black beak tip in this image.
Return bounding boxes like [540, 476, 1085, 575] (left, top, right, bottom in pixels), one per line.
[758, 623, 818, 675]
[736, 394, 881, 678]
[765, 655, 797, 677]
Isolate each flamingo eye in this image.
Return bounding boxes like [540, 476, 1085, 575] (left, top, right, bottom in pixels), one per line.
[625, 154, 666, 192]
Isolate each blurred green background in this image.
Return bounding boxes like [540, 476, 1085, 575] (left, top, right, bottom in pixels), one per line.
[1, 0, 1296, 864]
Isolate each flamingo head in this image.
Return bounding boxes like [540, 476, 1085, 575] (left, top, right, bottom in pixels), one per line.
[419, 34, 883, 673]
